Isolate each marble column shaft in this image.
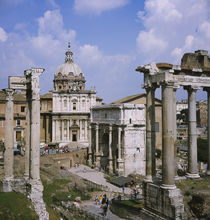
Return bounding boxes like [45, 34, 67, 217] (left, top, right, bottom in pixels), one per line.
[145, 86, 156, 181]
[4, 89, 14, 181]
[187, 87, 199, 178]
[161, 83, 175, 188]
[88, 125, 92, 164]
[95, 124, 99, 154]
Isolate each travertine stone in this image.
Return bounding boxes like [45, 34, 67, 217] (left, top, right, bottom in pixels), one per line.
[4, 89, 14, 187]
[117, 126, 124, 175]
[145, 86, 156, 182]
[185, 86, 200, 178]
[161, 83, 176, 188]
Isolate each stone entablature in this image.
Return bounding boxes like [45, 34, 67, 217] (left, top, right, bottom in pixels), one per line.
[91, 104, 145, 126]
[89, 103, 146, 176]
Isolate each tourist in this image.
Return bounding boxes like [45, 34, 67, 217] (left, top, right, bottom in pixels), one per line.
[99, 195, 102, 205]
[122, 185, 125, 194]
[95, 195, 98, 205]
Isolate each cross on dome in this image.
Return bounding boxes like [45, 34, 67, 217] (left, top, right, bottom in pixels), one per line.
[65, 42, 74, 63]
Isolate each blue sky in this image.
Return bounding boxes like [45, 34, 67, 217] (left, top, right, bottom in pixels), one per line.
[0, 0, 210, 103]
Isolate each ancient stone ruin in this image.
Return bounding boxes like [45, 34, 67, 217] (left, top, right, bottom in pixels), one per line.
[136, 50, 210, 219]
[1, 68, 49, 220]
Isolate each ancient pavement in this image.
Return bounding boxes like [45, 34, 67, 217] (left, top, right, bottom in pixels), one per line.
[68, 164, 131, 194]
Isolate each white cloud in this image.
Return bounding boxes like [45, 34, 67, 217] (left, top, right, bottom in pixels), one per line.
[136, 29, 167, 54]
[74, 0, 129, 15]
[0, 27, 8, 42]
[200, 21, 210, 38]
[136, 0, 210, 63]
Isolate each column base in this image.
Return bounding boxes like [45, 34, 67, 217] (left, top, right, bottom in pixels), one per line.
[186, 173, 200, 179]
[94, 154, 101, 167]
[160, 184, 176, 190]
[1, 178, 14, 192]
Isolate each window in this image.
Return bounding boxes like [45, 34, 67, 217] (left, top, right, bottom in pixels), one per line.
[21, 106, 25, 112]
[73, 103, 76, 110]
[16, 131, 21, 141]
[155, 122, 159, 132]
[129, 118, 132, 124]
[17, 119, 21, 126]
[64, 100, 67, 108]
[72, 134, 77, 142]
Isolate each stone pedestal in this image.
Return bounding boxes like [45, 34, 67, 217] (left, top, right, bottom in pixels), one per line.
[143, 182, 187, 220]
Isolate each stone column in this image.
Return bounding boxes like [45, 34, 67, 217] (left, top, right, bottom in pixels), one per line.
[3, 89, 14, 190]
[205, 88, 210, 175]
[79, 120, 82, 141]
[26, 68, 44, 182]
[117, 126, 124, 175]
[24, 88, 31, 179]
[185, 86, 200, 178]
[85, 120, 87, 140]
[52, 119, 55, 142]
[108, 125, 113, 173]
[145, 86, 156, 182]
[161, 83, 176, 189]
[88, 125, 92, 165]
[173, 88, 178, 179]
[95, 123, 100, 166]
[62, 120, 64, 141]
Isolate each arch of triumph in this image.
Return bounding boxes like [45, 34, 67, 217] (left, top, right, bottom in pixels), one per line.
[136, 50, 210, 219]
[1, 68, 49, 220]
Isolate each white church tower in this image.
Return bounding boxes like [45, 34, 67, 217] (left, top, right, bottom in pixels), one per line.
[52, 43, 101, 147]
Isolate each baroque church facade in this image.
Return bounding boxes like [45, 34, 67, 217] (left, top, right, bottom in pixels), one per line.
[50, 43, 102, 147]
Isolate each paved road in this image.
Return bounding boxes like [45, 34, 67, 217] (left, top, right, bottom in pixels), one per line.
[68, 164, 131, 194]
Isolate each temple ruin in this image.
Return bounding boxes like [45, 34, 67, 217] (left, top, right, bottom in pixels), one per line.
[136, 50, 210, 219]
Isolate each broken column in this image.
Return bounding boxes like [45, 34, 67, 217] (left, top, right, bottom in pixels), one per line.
[3, 89, 14, 192]
[161, 82, 176, 189]
[185, 86, 200, 179]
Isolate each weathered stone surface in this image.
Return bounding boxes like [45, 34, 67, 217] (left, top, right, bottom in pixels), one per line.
[143, 182, 187, 220]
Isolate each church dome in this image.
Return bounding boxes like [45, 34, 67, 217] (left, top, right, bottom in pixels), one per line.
[55, 43, 82, 76]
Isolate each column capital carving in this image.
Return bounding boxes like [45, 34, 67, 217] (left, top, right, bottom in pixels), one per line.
[144, 84, 158, 91]
[4, 89, 14, 101]
[109, 124, 113, 132]
[118, 126, 122, 132]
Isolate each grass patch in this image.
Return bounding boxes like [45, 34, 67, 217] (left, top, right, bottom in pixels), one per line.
[0, 192, 38, 220]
